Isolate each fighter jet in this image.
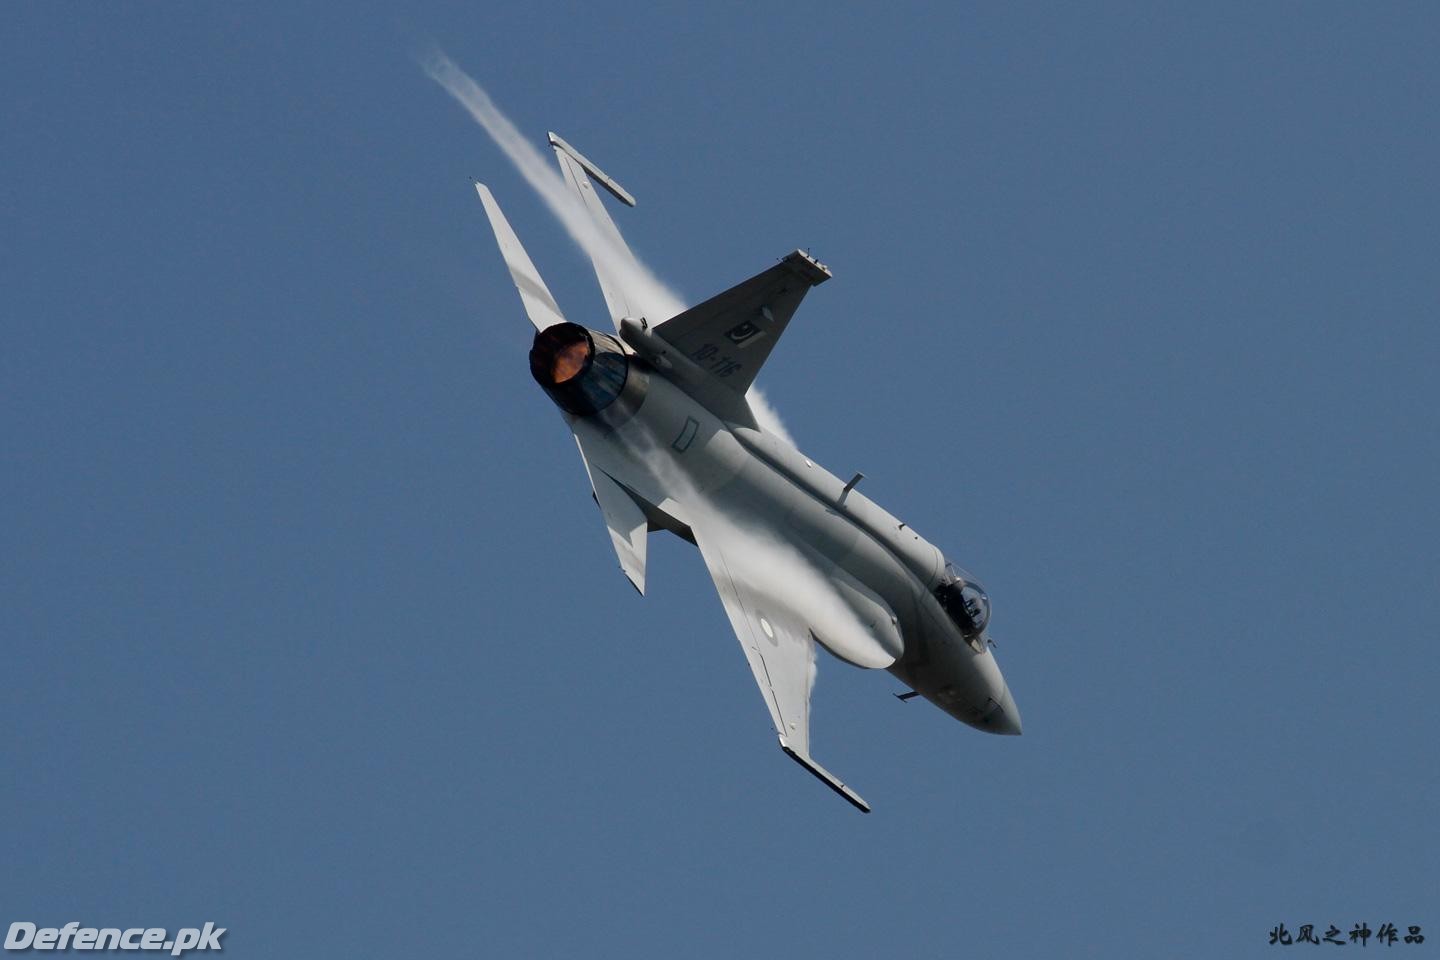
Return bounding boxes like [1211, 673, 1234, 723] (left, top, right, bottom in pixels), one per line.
[475, 133, 1021, 812]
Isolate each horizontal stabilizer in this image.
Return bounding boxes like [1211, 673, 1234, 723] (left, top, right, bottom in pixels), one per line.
[592, 469, 649, 595]
[473, 182, 566, 331]
[571, 436, 649, 594]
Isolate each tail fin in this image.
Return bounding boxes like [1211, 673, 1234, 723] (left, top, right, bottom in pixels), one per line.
[549, 133, 642, 329]
[473, 182, 567, 331]
[647, 250, 831, 396]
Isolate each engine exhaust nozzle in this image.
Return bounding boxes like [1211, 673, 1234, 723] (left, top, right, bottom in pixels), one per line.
[529, 322, 647, 422]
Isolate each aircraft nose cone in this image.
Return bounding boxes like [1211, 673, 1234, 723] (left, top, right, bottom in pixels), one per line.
[993, 685, 1023, 736]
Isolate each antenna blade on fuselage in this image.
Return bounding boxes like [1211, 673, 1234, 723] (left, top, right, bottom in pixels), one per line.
[473, 181, 566, 331]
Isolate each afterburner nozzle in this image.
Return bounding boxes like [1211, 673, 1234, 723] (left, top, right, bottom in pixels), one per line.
[529, 322, 646, 422]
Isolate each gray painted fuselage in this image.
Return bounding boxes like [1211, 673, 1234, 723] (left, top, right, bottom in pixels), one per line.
[570, 355, 1022, 736]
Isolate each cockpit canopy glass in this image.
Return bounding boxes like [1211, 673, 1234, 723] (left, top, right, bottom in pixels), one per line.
[934, 562, 990, 636]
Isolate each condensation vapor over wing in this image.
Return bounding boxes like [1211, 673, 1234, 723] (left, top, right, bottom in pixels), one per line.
[424, 49, 796, 446]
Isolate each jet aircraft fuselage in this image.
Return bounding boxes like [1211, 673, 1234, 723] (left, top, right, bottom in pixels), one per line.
[474, 133, 1022, 812]
[541, 321, 1022, 740]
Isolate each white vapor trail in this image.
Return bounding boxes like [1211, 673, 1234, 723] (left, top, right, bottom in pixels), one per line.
[424, 49, 796, 447]
[422, 49, 684, 324]
[614, 426, 873, 677]
[744, 387, 793, 447]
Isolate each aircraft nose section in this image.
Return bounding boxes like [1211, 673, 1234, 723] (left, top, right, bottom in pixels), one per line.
[992, 684, 1023, 736]
[965, 651, 1023, 735]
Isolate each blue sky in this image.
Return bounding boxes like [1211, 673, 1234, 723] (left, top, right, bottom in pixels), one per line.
[3, 3, 1436, 956]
